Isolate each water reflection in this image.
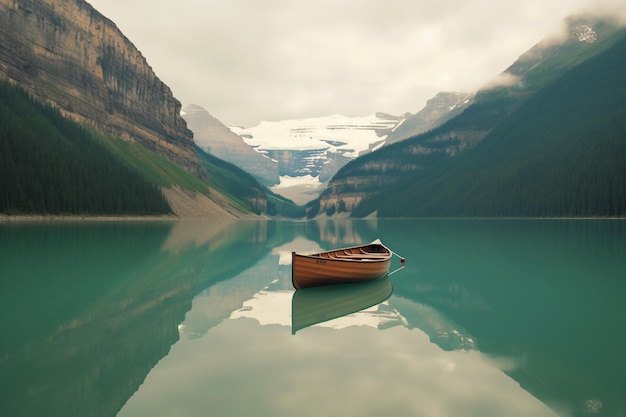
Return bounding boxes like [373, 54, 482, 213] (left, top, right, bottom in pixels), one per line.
[382, 219, 626, 417]
[391, 294, 476, 351]
[291, 277, 393, 333]
[118, 276, 560, 417]
[1, 219, 624, 417]
[130, 322, 557, 416]
[0, 220, 272, 417]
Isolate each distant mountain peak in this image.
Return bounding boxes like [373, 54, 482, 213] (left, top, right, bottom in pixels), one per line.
[182, 104, 279, 185]
[230, 113, 403, 161]
[384, 91, 474, 145]
[225, 113, 405, 203]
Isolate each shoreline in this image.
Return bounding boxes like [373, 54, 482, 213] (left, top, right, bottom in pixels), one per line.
[0, 214, 180, 222]
[2, 213, 623, 223]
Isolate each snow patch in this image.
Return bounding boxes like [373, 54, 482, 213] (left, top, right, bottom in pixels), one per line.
[229, 113, 401, 159]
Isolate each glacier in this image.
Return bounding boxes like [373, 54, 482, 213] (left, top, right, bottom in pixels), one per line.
[229, 113, 404, 204]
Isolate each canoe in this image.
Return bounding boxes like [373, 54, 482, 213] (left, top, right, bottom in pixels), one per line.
[291, 276, 393, 333]
[291, 239, 393, 289]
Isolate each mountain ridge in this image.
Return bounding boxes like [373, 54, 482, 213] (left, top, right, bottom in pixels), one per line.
[0, 0, 299, 218]
[385, 92, 474, 145]
[220, 98, 469, 204]
[3, 2, 624, 219]
[307, 13, 623, 217]
[314, 15, 626, 218]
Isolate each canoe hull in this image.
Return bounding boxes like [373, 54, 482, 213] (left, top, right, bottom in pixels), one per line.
[291, 241, 392, 289]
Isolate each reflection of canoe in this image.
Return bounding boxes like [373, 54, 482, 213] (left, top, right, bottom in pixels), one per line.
[291, 276, 393, 334]
[292, 239, 393, 289]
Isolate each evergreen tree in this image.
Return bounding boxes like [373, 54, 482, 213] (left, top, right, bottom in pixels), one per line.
[0, 81, 172, 215]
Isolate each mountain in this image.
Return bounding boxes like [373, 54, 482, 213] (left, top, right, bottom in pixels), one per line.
[0, 0, 299, 218]
[195, 146, 305, 218]
[225, 94, 477, 205]
[182, 105, 279, 186]
[385, 92, 474, 145]
[0, 0, 199, 174]
[0, 79, 268, 218]
[312, 15, 626, 218]
[0, 81, 172, 216]
[226, 113, 401, 204]
[232, 113, 402, 177]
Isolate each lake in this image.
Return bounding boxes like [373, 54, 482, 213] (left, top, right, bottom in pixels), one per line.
[1, 219, 624, 417]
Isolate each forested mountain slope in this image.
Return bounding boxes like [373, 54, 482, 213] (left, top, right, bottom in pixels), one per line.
[196, 147, 305, 218]
[0, 81, 302, 218]
[357, 28, 626, 218]
[312, 17, 626, 218]
[0, 0, 303, 219]
[0, 81, 171, 216]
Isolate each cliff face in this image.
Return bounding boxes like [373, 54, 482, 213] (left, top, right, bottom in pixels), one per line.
[0, 0, 200, 174]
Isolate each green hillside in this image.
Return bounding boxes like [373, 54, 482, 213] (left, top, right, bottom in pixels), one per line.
[313, 20, 626, 219]
[196, 146, 304, 217]
[1, 80, 304, 218]
[0, 81, 172, 216]
[354, 30, 626, 218]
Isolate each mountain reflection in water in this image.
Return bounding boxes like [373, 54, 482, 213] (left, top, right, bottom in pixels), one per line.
[1, 219, 624, 417]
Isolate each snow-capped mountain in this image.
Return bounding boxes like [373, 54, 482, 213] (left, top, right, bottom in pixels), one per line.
[185, 94, 472, 205]
[229, 113, 405, 204]
[232, 113, 403, 160]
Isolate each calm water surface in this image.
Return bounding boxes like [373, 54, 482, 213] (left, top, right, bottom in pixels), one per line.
[1, 219, 624, 417]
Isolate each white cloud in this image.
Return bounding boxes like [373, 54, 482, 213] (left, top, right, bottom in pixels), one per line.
[482, 73, 523, 90]
[88, 0, 625, 126]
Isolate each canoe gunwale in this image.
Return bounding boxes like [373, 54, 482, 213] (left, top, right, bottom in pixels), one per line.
[292, 240, 393, 289]
[299, 254, 389, 263]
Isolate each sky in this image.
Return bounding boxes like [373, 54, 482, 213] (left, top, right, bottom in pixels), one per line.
[87, 0, 625, 127]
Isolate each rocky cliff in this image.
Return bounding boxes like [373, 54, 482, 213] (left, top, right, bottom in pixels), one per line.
[0, 0, 200, 174]
[182, 104, 279, 185]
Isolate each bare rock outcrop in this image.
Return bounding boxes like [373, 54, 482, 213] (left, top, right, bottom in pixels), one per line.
[0, 0, 201, 174]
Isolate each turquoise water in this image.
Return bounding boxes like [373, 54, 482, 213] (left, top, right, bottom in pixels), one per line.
[1, 219, 624, 417]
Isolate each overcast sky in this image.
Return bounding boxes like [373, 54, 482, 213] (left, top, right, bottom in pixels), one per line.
[87, 0, 624, 127]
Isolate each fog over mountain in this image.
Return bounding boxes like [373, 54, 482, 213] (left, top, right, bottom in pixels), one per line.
[87, 0, 626, 127]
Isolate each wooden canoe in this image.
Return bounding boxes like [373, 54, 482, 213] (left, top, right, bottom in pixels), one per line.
[291, 239, 393, 289]
[291, 276, 393, 333]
